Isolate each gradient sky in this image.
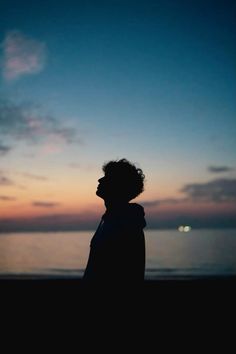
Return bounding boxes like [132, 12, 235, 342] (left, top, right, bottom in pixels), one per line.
[0, 0, 236, 231]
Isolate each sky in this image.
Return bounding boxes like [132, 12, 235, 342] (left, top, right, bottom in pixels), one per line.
[0, 0, 236, 231]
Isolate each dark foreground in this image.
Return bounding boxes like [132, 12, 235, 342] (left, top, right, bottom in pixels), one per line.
[1, 275, 235, 298]
[1, 276, 236, 323]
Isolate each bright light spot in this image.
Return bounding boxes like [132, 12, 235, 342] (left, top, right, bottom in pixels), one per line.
[178, 225, 192, 232]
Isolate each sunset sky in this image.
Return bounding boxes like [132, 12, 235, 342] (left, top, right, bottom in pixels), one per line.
[0, 0, 236, 231]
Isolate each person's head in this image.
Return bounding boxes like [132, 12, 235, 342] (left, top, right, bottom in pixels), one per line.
[96, 158, 145, 203]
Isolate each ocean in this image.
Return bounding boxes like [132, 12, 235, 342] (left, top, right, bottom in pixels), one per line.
[0, 228, 236, 279]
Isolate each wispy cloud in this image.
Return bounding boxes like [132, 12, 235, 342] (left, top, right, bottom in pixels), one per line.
[141, 198, 187, 207]
[21, 173, 48, 181]
[0, 171, 14, 185]
[32, 201, 60, 208]
[0, 142, 11, 156]
[181, 178, 236, 202]
[0, 97, 81, 153]
[68, 163, 96, 171]
[0, 176, 13, 185]
[2, 30, 46, 81]
[208, 166, 234, 173]
[0, 195, 16, 201]
[69, 163, 82, 169]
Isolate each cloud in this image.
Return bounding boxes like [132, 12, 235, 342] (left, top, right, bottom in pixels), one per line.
[208, 166, 234, 173]
[0, 142, 11, 156]
[32, 201, 60, 208]
[0, 98, 80, 151]
[69, 163, 82, 169]
[0, 195, 16, 201]
[0, 176, 13, 185]
[180, 178, 236, 202]
[68, 163, 96, 171]
[141, 198, 187, 207]
[142, 178, 236, 208]
[0, 171, 13, 185]
[2, 30, 46, 81]
[21, 173, 48, 181]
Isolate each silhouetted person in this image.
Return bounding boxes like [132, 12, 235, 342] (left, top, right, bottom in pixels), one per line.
[83, 158, 146, 285]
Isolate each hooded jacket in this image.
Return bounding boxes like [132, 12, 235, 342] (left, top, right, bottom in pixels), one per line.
[83, 203, 146, 283]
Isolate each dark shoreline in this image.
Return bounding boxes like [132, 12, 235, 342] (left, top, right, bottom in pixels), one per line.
[0, 272, 235, 279]
[1, 274, 235, 292]
[1, 273, 235, 281]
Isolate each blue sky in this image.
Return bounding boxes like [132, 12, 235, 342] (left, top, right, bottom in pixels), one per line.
[0, 0, 236, 230]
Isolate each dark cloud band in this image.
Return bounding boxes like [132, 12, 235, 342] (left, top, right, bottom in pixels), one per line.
[0, 174, 13, 185]
[142, 178, 236, 208]
[208, 166, 234, 173]
[181, 178, 236, 202]
[32, 201, 60, 208]
[0, 195, 16, 201]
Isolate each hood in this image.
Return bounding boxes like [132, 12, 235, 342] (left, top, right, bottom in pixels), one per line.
[126, 203, 146, 229]
[103, 203, 146, 229]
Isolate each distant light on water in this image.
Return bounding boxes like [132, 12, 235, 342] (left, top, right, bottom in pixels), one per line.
[178, 225, 192, 232]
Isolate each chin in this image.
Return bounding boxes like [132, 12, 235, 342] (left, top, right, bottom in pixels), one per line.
[96, 190, 104, 199]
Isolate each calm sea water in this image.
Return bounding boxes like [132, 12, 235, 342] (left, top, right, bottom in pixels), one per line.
[0, 229, 236, 279]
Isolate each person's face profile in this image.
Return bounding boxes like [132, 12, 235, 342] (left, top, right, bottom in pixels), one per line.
[96, 175, 110, 199]
[96, 173, 120, 200]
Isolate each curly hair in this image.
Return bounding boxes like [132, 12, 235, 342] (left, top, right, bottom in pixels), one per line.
[102, 158, 145, 201]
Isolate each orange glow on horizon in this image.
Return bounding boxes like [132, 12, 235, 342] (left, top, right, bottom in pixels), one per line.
[1, 197, 236, 221]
